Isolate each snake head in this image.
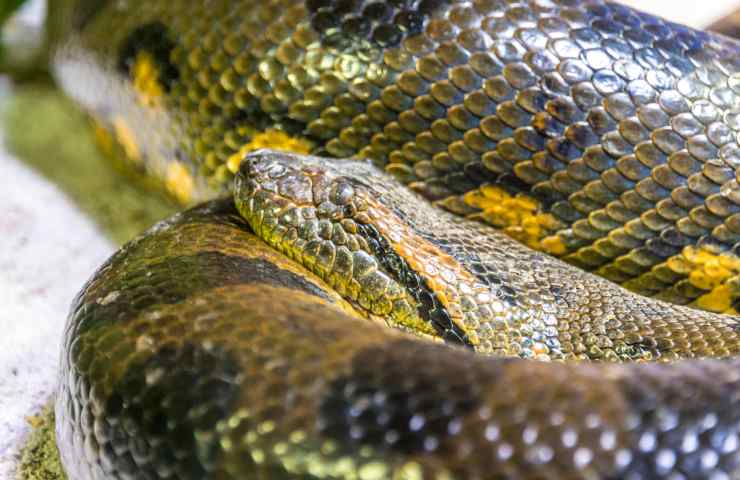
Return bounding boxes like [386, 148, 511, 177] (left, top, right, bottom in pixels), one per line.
[234, 149, 417, 321]
[234, 148, 370, 224]
[234, 149, 471, 346]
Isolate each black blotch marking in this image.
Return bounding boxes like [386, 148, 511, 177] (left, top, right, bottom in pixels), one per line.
[497, 172, 540, 197]
[279, 117, 313, 138]
[306, 0, 451, 48]
[696, 234, 736, 255]
[102, 342, 242, 478]
[454, 252, 519, 308]
[529, 187, 563, 212]
[441, 171, 478, 195]
[73, 200, 333, 337]
[118, 22, 180, 91]
[355, 223, 473, 348]
[319, 339, 490, 455]
[463, 161, 499, 184]
[227, 108, 252, 127]
[78, 253, 334, 335]
[623, 336, 675, 360]
[644, 237, 680, 259]
[226, 102, 292, 138]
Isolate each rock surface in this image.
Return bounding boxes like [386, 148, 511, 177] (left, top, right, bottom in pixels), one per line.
[0, 143, 113, 479]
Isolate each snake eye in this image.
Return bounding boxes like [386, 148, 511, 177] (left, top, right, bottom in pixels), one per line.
[267, 163, 287, 179]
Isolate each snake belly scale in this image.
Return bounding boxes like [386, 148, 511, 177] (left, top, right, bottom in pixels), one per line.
[49, 0, 740, 478]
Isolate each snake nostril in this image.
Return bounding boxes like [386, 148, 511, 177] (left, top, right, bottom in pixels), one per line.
[237, 154, 260, 179]
[267, 163, 287, 179]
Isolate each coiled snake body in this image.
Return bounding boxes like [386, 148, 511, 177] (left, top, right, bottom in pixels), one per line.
[51, 0, 740, 478]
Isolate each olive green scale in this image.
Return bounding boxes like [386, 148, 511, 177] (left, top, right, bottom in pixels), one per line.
[54, 0, 740, 309]
[50, 0, 740, 479]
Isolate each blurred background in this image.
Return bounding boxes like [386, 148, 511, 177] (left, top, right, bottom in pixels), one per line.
[621, 0, 740, 32]
[1, 0, 740, 83]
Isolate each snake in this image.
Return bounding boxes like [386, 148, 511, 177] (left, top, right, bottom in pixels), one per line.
[47, 0, 740, 478]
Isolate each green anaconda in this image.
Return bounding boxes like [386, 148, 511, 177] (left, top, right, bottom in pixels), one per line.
[50, 0, 740, 478]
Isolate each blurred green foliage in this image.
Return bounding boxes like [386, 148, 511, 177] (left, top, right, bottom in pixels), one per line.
[3, 85, 179, 244]
[0, 0, 29, 61]
[0, 0, 27, 27]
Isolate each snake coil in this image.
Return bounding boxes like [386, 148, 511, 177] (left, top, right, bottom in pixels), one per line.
[52, 0, 740, 478]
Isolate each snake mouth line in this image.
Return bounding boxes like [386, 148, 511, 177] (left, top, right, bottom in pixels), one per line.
[234, 150, 473, 347]
[356, 222, 473, 348]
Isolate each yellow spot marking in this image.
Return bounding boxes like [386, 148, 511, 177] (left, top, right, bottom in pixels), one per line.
[165, 162, 194, 204]
[112, 116, 141, 162]
[25, 414, 43, 428]
[696, 285, 733, 313]
[677, 246, 740, 313]
[227, 129, 313, 173]
[464, 185, 563, 254]
[92, 121, 114, 157]
[131, 52, 164, 108]
[541, 234, 567, 256]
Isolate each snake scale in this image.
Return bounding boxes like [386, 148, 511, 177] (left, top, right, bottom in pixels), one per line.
[48, 0, 740, 478]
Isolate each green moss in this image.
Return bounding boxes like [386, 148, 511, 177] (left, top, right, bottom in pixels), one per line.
[2, 85, 178, 244]
[16, 405, 66, 480]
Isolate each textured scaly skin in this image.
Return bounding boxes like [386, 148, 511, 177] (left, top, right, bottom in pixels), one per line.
[50, 0, 740, 478]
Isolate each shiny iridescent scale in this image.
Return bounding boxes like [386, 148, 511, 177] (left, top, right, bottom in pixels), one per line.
[51, 1, 740, 479]
[56, 0, 740, 309]
[57, 200, 740, 480]
[299, 156, 740, 361]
